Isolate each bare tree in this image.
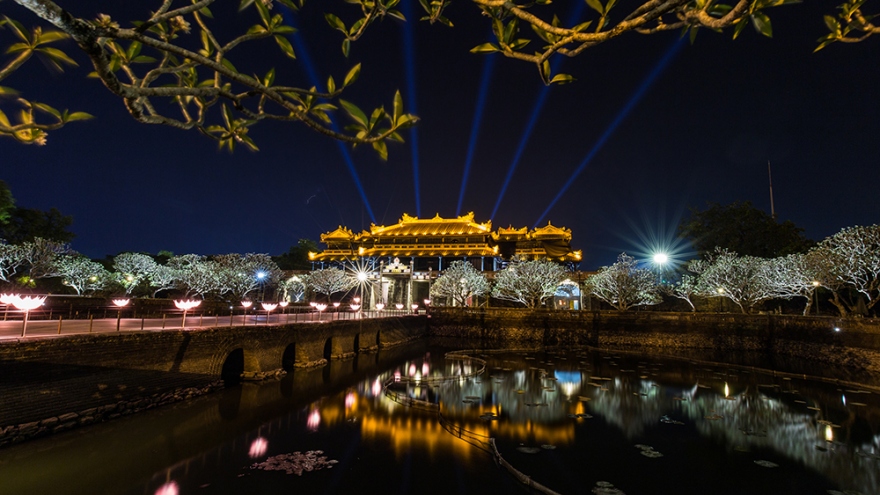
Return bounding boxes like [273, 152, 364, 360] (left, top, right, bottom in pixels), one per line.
[491, 258, 565, 308]
[763, 253, 820, 316]
[113, 252, 160, 296]
[168, 254, 219, 298]
[280, 274, 306, 302]
[584, 253, 660, 311]
[430, 260, 490, 307]
[214, 253, 282, 301]
[810, 225, 880, 316]
[305, 268, 354, 302]
[661, 272, 705, 312]
[690, 248, 775, 314]
[55, 254, 108, 295]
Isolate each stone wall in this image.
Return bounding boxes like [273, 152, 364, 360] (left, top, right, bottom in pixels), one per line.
[427, 308, 880, 372]
[0, 316, 426, 447]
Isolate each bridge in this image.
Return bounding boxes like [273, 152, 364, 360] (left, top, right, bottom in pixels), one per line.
[0, 315, 427, 446]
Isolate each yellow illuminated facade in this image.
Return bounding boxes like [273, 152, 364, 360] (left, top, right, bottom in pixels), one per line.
[307, 212, 582, 308]
[310, 212, 581, 267]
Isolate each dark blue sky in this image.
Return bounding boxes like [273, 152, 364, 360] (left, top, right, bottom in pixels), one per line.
[2, 1, 878, 268]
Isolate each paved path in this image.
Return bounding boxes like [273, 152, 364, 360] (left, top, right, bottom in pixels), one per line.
[0, 310, 411, 340]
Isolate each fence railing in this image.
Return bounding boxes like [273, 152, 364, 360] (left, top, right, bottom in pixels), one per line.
[0, 307, 423, 339]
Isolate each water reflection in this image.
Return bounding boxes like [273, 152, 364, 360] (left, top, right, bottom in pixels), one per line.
[1, 345, 878, 495]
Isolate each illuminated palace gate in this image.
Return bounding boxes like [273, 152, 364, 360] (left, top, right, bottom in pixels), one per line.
[309, 213, 582, 308]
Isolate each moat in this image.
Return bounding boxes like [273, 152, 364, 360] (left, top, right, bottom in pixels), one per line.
[1, 339, 878, 495]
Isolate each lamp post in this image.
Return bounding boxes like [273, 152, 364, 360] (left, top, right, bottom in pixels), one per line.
[256, 271, 267, 302]
[332, 301, 341, 320]
[261, 302, 278, 325]
[652, 252, 668, 284]
[174, 299, 201, 329]
[1, 293, 17, 321]
[112, 298, 130, 332]
[12, 295, 46, 337]
[315, 303, 327, 321]
[241, 300, 253, 325]
[812, 280, 820, 315]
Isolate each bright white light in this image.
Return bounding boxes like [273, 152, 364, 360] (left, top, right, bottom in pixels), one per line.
[112, 298, 130, 308]
[261, 302, 278, 311]
[278, 301, 289, 308]
[154, 481, 179, 495]
[652, 252, 668, 265]
[357, 272, 368, 282]
[350, 304, 361, 311]
[241, 300, 253, 308]
[307, 409, 321, 431]
[423, 299, 431, 306]
[316, 303, 327, 311]
[395, 303, 404, 310]
[12, 296, 46, 311]
[834, 327, 841, 332]
[333, 302, 341, 308]
[174, 299, 201, 311]
[0, 293, 20, 305]
[411, 304, 419, 311]
[249, 437, 268, 458]
[256, 271, 267, 280]
[376, 303, 385, 311]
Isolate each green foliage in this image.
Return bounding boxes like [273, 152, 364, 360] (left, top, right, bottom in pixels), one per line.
[0, 206, 75, 244]
[273, 239, 319, 270]
[0, 180, 14, 226]
[678, 201, 814, 259]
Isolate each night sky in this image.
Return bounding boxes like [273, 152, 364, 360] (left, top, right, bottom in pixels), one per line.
[2, 1, 878, 268]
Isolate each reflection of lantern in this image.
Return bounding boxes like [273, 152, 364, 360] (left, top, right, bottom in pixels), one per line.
[155, 481, 179, 495]
[372, 378, 382, 396]
[307, 409, 321, 431]
[825, 425, 834, 442]
[345, 392, 356, 410]
[409, 364, 416, 376]
[422, 362, 429, 375]
[249, 437, 268, 458]
[724, 382, 730, 398]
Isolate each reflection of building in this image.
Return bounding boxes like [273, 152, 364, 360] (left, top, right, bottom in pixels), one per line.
[308, 213, 582, 307]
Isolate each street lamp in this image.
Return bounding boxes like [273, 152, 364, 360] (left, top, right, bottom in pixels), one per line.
[261, 302, 278, 324]
[812, 280, 820, 315]
[174, 299, 201, 329]
[112, 298, 130, 332]
[12, 295, 46, 337]
[255, 271, 268, 301]
[241, 300, 253, 324]
[1, 293, 17, 321]
[652, 252, 668, 283]
[315, 303, 327, 321]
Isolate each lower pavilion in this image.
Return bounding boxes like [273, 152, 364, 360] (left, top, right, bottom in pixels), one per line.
[308, 213, 582, 309]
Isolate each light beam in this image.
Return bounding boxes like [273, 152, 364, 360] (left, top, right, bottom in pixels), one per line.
[283, 10, 376, 224]
[490, 2, 586, 220]
[400, 0, 421, 217]
[533, 37, 686, 227]
[457, 54, 496, 215]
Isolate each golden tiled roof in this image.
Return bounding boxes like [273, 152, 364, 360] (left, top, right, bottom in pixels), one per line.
[363, 212, 492, 238]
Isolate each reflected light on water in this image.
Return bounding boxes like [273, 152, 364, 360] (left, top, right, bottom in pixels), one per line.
[825, 425, 834, 443]
[394, 370, 401, 383]
[724, 382, 730, 398]
[372, 378, 382, 396]
[307, 410, 321, 431]
[408, 364, 416, 376]
[155, 481, 179, 495]
[345, 392, 356, 410]
[422, 362, 430, 376]
[248, 437, 268, 458]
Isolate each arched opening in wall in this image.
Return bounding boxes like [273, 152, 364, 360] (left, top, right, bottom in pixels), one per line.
[323, 337, 334, 361]
[282, 343, 297, 371]
[221, 348, 245, 386]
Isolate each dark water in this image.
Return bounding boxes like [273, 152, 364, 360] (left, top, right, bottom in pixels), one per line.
[1, 342, 878, 495]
